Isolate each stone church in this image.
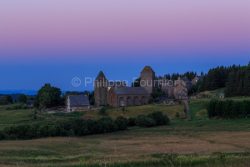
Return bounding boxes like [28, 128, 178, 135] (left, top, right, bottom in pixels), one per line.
[94, 66, 188, 107]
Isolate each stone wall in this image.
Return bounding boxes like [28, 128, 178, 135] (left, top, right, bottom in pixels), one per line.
[140, 66, 155, 94]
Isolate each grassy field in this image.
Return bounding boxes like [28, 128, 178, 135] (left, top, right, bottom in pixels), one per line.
[0, 98, 250, 167]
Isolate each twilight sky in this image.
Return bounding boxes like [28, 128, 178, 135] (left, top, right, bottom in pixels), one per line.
[0, 0, 250, 92]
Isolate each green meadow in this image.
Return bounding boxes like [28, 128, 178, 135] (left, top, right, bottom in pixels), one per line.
[0, 97, 249, 167]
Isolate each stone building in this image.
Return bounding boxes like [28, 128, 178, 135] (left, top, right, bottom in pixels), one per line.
[66, 95, 90, 112]
[160, 79, 175, 98]
[94, 67, 152, 107]
[174, 78, 188, 100]
[140, 66, 155, 94]
[94, 71, 108, 106]
[107, 87, 150, 107]
[94, 66, 189, 107]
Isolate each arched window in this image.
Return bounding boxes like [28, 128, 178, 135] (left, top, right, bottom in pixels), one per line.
[127, 96, 133, 106]
[141, 96, 146, 105]
[119, 97, 125, 107]
[134, 96, 140, 106]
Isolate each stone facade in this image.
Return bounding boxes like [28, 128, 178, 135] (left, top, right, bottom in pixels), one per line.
[160, 79, 175, 98]
[107, 87, 150, 107]
[94, 70, 150, 107]
[66, 95, 90, 112]
[94, 71, 108, 106]
[94, 66, 189, 107]
[140, 66, 155, 94]
[174, 78, 188, 100]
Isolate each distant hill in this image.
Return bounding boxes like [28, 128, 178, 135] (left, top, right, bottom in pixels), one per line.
[0, 90, 37, 95]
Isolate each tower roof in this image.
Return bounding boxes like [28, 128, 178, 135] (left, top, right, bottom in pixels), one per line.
[141, 66, 155, 74]
[96, 71, 107, 80]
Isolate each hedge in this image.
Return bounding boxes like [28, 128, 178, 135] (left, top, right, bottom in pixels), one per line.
[0, 112, 170, 140]
[207, 99, 250, 118]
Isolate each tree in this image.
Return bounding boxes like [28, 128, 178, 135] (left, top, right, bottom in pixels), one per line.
[83, 91, 95, 105]
[18, 94, 27, 104]
[35, 83, 62, 109]
[88, 91, 95, 105]
[151, 88, 166, 102]
[243, 65, 250, 96]
[0, 96, 13, 105]
[131, 78, 141, 87]
[225, 64, 250, 97]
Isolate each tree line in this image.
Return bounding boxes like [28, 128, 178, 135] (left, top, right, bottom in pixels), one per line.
[196, 63, 250, 97]
[207, 99, 250, 118]
[164, 71, 197, 80]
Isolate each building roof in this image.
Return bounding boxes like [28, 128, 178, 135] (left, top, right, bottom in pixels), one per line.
[108, 81, 126, 87]
[68, 95, 90, 107]
[141, 66, 155, 73]
[95, 71, 107, 81]
[112, 87, 149, 95]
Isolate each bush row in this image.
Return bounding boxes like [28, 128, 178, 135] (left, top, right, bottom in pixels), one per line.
[0, 112, 170, 140]
[0, 116, 128, 140]
[135, 112, 170, 127]
[207, 99, 250, 118]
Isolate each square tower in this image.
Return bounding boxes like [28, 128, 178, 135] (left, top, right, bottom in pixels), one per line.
[94, 71, 108, 106]
[140, 66, 155, 94]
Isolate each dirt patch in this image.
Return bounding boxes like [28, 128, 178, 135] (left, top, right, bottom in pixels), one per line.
[98, 132, 250, 156]
[0, 131, 249, 162]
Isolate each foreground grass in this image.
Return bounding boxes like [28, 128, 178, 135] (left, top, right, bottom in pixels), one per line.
[0, 122, 249, 166]
[0, 98, 250, 166]
[0, 152, 249, 167]
[0, 105, 84, 130]
[0, 142, 250, 167]
[79, 153, 250, 167]
[83, 103, 183, 120]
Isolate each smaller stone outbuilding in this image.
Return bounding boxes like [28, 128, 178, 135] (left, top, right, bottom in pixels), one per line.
[174, 78, 188, 100]
[66, 95, 90, 112]
[107, 87, 150, 107]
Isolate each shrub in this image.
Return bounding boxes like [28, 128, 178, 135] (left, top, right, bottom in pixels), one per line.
[99, 107, 107, 115]
[18, 94, 28, 104]
[84, 119, 99, 135]
[0, 96, 13, 105]
[0, 131, 7, 140]
[54, 120, 74, 136]
[207, 99, 217, 118]
[147, 112, 170, 125]
[96, 117, 116, 133]
[4, 124, 38, 139]
[0, 112, 170, 140]
[71, 119, 90, 136]
[115, 116, 128, 130]
[242, 100, 250, 117]
[175, 112, 180, 118]
[128, 117, 136, 126]
[135, 115, 156, 127]
[38, 124, 52, 137]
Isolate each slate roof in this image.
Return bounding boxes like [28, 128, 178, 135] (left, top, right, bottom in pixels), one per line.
[141, 66, 155, 73]
[68, 95, 90, 107]
[112, 87, 149, 95]
[96, 71, 107, 80]
[108, 81, 126, 87]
